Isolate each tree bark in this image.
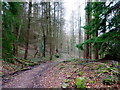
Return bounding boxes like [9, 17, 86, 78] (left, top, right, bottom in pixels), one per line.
[94, 0, 99, 60]
[94, 31, 99, 59]
[48, 2, 52, 60]
[41, 3, 46, 57]
[85, 1, 91, 59]
[24, 2, 32, 59]
[79, 17, 81, 58]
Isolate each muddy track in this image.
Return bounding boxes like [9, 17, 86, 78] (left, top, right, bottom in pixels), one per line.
[2, 54, 77, 88]
[2, 60, 62, 88]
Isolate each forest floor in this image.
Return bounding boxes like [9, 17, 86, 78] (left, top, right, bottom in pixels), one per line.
[2, 54, 120, 89]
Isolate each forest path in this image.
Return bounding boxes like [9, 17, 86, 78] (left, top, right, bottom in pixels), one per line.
[3, 53, 74, 88]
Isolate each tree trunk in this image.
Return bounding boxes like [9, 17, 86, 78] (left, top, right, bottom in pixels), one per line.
[89, 40, 92, 59]
[53, 2, 56, 54]
[15, 25, 21, 55]
[94, 31, 99, 59]
[14, 25, 21, 56]
[79, 17, 81, 58]
[43, 34, 46, 57]
[24, 2, 32, 59]
[94, 0, 99, 60]
[41, 3, 46, 57]
[48, 2, 52, 60]
[85, 1, 91, 59]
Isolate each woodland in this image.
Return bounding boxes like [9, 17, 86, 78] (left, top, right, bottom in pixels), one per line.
[1, 0, 120, 89]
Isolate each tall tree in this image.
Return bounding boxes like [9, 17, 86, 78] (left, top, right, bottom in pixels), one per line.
[48, 2, 52, 60]
[2, 2, 21, 61]
[24, 2, 32, 59]
[78, 17, 81, 58]
[84, 0, 91, 59]
[77, 1, 120, 61]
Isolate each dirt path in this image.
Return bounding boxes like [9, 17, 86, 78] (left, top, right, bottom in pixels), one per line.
[2, 53, 73, 88]
[2, 54, 120, 89]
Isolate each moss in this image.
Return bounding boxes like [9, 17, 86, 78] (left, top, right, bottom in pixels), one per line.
[73, 66, 77, 68]
[59, 66, 65, 70]
[96, 64, 104, 70]
[28, 63, 35, 66]
[106, 67, 118, 72]
[112, 71, 119, 75]
[102, 78, 115, 85]
[79, 72, 83, 75]
[95, 71, 101, 74]
[89, 76, 94, 79]
[54, 54, 59, 58]
[101, 70, 108, 73]
[89, 80, 95, 83]
[64, 79, 71, 83]
[75, 77, 86, 88]
[102, 75, 116, 85]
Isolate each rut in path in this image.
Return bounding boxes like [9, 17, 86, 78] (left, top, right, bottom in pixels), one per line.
[3, 53, 76, 88]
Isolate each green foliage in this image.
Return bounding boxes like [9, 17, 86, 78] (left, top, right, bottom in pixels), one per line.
[76, 1, 120, 60]
[2, 2, 22, 61]
[2, 29, 16, 58]
[102, 78, 115, 85]
[63, 58, 76, 63]
[96, 64, 104, 70]
[88, 80, 95, 83]
[54, 54, 59, 58]
[76, 43, 84, 50]
[112, 71, 118, 75]
[101, 70, 108, 73]
[64, 79, 71, 83]
[102, 75, 116, 85]
[79, 72, 83, 75]
[59, 66, 65, 70]
[95, 71, 101, 74]
[75, 77, 86, 88]
[106, 67, 118, 72]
